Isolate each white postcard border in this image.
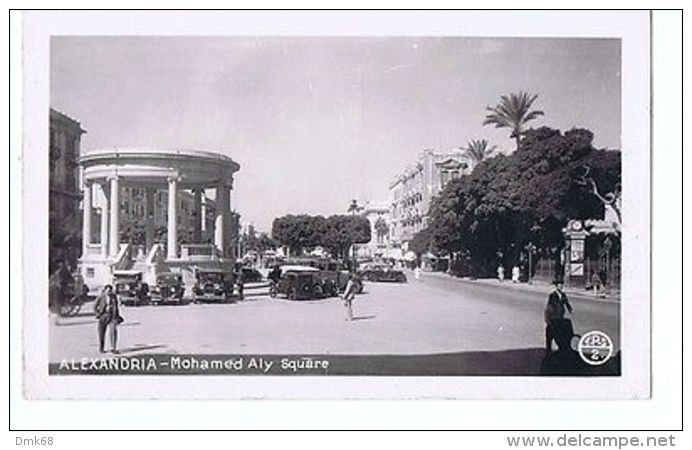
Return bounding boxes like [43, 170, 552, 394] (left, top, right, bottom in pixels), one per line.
[20, 10, 650, 402]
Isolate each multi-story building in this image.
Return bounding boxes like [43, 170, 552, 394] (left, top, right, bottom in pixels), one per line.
[389, 148, 475, 249]
[49, 108, 86, 270]
[112, 187, 218, 245]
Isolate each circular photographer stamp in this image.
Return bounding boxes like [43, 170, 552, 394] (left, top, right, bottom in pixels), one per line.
[578, 331, 614, 366]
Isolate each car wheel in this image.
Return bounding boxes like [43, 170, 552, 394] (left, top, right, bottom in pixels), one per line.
[313, 284, 324, 298]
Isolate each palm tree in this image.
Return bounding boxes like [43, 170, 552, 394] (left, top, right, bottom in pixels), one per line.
[483, 91, 544, 150]
[464, 138, 497, 163]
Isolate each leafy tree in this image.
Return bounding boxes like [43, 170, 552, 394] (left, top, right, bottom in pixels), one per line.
[322, 215, 371, 259]
[256, 233, 279, 251]
[271, 214, 371, 259]
[464, 138, 497, 163]
[427, 126, 621, 277]
[483, 91, 544, 150]
[49, 210, 82, 272]
[271, 214, 326, 255]
[409, 227, 435, 256]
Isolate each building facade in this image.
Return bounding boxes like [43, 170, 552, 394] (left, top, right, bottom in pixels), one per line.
[389, 149, 475, 248]
[356, 200, 393, 260]
[112, 187, 218, 246]
[49, 109, 86, 270]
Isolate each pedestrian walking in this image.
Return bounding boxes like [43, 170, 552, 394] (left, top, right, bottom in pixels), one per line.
[544, 281, 574, 354]
[590, 269, 605, 298]
[342, 273, 358, 321]
[497, 265, 505, 282]
[93, 285, 123, 354]
[236, 269, 245, 301]
[511, 265, 520, 283]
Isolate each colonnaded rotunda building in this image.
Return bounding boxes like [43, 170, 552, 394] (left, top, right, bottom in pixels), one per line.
[78, 147, 240, 289]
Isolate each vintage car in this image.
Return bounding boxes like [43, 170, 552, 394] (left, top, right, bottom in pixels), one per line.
[284, 258, 363, 294]
[358, 263, 407, 283]
[113, 270, 149, 306]
[150, 272, 185, 305]
[269, 265, 336, 300]
[234, 266, 263, 283]
[192, 268, 234, 303]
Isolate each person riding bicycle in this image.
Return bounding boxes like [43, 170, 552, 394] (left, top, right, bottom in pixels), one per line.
[49, 261, 74, 311]
[268, 265, 282, 285]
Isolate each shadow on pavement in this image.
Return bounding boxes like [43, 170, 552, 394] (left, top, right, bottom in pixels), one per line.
[55, 319, 95, 327]
[117, 344, 167, 354]
[540, 350, 621, 376]
[324, 348, 621, 376]
[351, 315, 377, 321]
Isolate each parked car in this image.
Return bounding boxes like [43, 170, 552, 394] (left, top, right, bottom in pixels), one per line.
[237, 267, 263, 283]
[192, 268, 234, 303]
[358, 264, 407, 283]
[150, 272, 184, 305]
[113, 270, 149, 306]
[284, 258, 362, 294]
[269, 266, 336, 300]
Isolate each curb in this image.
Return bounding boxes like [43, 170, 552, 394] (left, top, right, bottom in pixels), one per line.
[417, 271, 621, 304]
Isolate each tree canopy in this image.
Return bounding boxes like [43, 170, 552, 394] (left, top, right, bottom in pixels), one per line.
[465, 138, 497, 163]
[427, 126, 621, 276]
[271, 214, 371, 257]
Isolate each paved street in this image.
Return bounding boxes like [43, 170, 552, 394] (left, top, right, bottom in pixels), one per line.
[50, 271, 619, 365]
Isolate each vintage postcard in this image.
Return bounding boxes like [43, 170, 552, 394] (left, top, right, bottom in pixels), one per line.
[21, 10, 651, 399]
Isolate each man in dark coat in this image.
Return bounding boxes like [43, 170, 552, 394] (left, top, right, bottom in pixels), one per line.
[268, 265, 282, 285]
[544, 281, 574, 354]
[236, 270, 245, 301]
[94, 285, 121, 354]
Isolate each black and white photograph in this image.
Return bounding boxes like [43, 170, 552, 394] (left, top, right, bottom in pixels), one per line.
[18, 10, 657, 402]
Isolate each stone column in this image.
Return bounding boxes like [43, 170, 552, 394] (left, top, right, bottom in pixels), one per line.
[99, 183, 109, 259]
[193, 188, 203, 243]
[167, 177, 178, 259]
[226, 183, 233, 259]
[201, 192, 207, 234]
[145, 187, 155, 252]
[82, 181, 92, 255]
[214, 183, 229, 257]
[108, 176, 120, 257]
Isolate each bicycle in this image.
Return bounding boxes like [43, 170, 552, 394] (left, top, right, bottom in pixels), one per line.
[58, 284, 90, 317]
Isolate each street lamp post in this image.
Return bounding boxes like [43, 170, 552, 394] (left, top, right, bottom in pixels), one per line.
[525, 242, 536, 284]
[348, 199, 361, 271]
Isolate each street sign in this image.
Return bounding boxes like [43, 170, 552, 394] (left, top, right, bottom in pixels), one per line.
[570, 263, 584, 276]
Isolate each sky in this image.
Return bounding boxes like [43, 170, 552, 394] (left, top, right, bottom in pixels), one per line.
[51, 37, 621, 232]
